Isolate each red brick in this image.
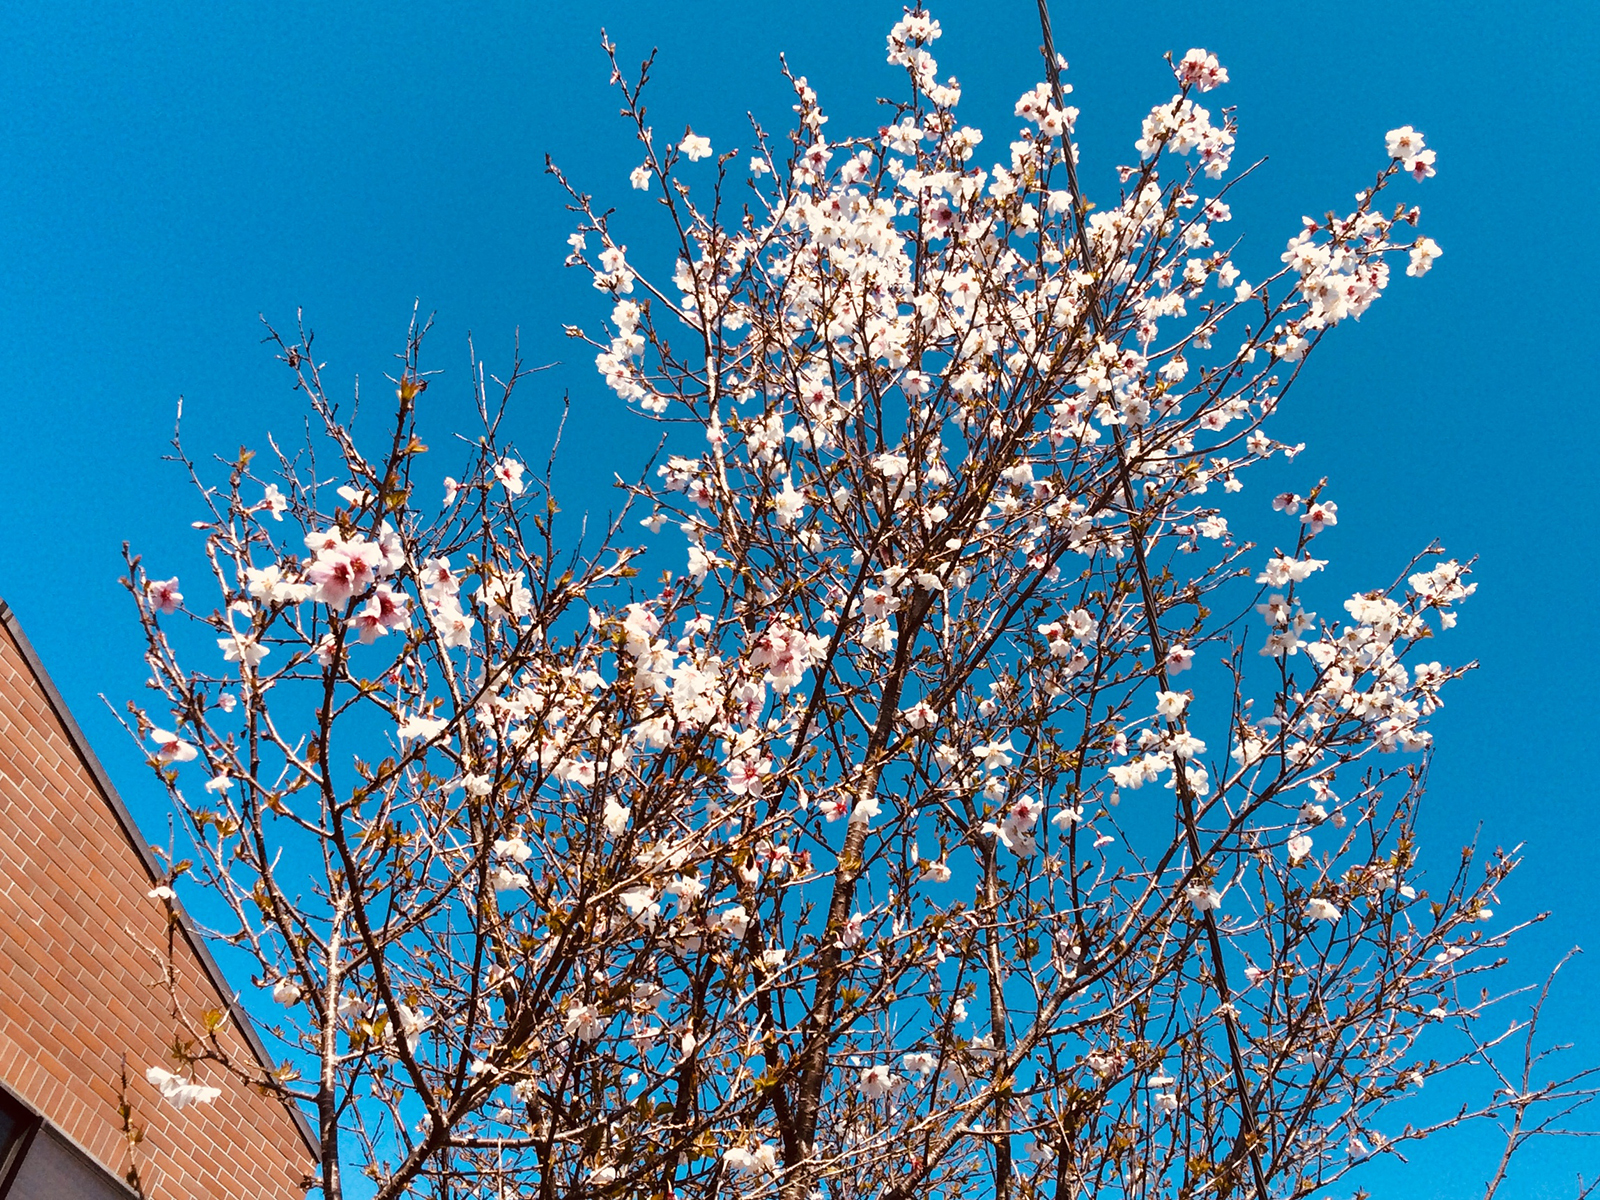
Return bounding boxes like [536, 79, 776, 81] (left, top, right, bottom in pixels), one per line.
[0, 614, 314, 1197]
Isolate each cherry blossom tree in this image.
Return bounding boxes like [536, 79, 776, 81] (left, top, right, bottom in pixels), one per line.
[120, 8, 1592, 1200]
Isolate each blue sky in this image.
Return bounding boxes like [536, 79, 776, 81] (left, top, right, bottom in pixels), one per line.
[0, 1, 1594, 1194]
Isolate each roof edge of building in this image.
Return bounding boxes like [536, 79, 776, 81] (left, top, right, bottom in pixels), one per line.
[0, 598, 321, 1164]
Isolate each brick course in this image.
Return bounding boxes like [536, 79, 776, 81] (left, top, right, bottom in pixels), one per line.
[0, 606, 315, 1197]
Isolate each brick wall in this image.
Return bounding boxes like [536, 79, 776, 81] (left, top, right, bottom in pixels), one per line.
[0, 608, 315, 1198]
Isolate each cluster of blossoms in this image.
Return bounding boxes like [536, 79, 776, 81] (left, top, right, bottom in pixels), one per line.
[417, 555, 475, 648]
[116, 13, 1558, 1200]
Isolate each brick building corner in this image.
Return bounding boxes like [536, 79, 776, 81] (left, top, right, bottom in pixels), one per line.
[0, 601, 317, 1197]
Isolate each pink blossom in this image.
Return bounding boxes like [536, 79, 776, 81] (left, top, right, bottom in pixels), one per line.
[148, 727, 197, 763]
[352, 585, 411, 643]
[1385, 126, 1426, 159]
[1176, 49, 1228, 92]
[145, 1067, 220, 1109]
[860, 1063, 899, 1099]
[492, 458, 526, 495]
[725, 755, 770, 798]
[260, 483, 289, 520]
[218, 631, 269, 667]
[838, 911, 866, 948]
[1407, 238, 1442, 277]
[1306, 896, 1342, 923]
[397, 710, 448, 743]
[146, 577, 183, 614]
[314, 634, 338, 667]
[1301, 501, 1339, 534]
[564, 1002, 603, 1042]
[1405, 149, 1437, 182]
[304, 533, 384, 605]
